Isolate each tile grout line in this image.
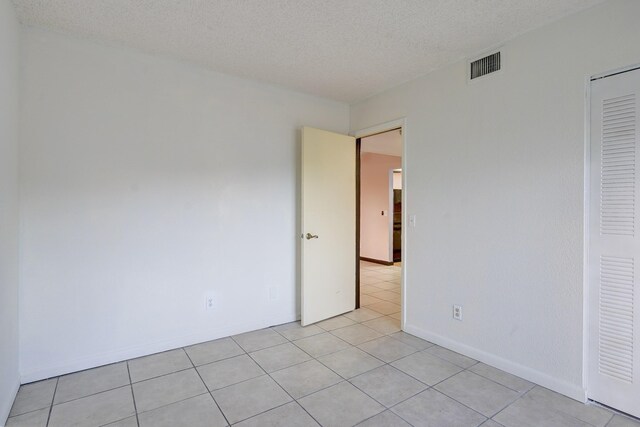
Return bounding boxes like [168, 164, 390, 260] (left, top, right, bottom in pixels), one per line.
[127, 350, 234, 420]
[269, 327, 291, 341]
[248, 314, 394, 425]
[368, 395, 423, 427]
[125, 361, 140, 427]
[255, 354, 314, 376]
[427, 365, 610, 427]
[45, 363, 211, 410]
[326, 322, 389, 346]
[98, 414, 141, 427]
[51, 360, 125, 380]
[130, 366, 193, 385]
[45, 377, 59, 427]
[398, 386, 489, 425]
[232, 401, 308, 426]
[258, 348, 326, 427]
[376, 352, 493, 421]
[281, 338, 352, 387]
[431, 378, 514, 421]
[601, 403, 640, 426]
[36, 345, 289, 409]
[236, 344, 326, 425]
[230, 331, 290, 354]
[45, 382, 135, 408]
[207, 373, 272, 395]
[345, 372, 404, 411]
[604, 414, 615, 427]
[318, 378, 387, 423]
[299, 306, 421, 425]
[452, 367, 533, 420]
[358, 362, 435, 411]
[330, 329, 411, 352]
[289, 372, 378, 425]
[294, 400, 327, 427]
[288, 335, 351, 359]
[314, 351, 387, 382]
[131, 391, 212, 421]
[286, 323, 404, 425]
[245, 338, 321, 366]
[277, 329, 325, 341]
[186, 351, 248, 371]
[462, 365, 535, 395]
[14, 384, 143, 427]
[513, 387, 611, 427]
[182, 347, 232, 427]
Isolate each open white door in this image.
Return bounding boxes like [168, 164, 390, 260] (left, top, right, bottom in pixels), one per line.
[588, 67, 640, 418]
[301, 127, 356, 326]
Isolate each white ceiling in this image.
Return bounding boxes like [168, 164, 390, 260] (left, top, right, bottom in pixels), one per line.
[11, 0, 605, 102]
[362, 129, 402, 157]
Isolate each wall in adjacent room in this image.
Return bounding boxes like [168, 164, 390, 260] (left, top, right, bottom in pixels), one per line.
[360, 153, 401, 262]
[19, 28, 349, 381]
[351, 0, 640, 400]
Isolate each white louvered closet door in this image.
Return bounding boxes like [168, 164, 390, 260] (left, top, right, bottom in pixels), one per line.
[589, 68, 640, 418]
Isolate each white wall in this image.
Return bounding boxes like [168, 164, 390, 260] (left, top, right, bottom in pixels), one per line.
[0, 0, 21, 423]
[351, 0, 640, 400]
[19, 28, 349, 382]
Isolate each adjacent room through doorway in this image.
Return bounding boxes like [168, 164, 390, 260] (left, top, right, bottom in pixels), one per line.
[358, 129, 403, 319]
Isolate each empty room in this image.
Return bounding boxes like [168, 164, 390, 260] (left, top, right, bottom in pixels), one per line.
[2, 0, 640, 426]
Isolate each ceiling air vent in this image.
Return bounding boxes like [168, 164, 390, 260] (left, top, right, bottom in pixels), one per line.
[470, 51, 501, 80]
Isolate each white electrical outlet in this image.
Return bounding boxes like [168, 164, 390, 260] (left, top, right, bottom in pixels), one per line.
[205, 292, 215, 311]
[409, 214, 417, 227]
[453, 304, 463, 321]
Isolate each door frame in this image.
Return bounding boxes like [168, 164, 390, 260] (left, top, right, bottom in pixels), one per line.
[353, 118, 407, 329]
[584, 63, 640, 405]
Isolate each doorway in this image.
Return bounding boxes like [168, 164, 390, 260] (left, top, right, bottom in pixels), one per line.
[298, 120, 405, 327]
[356, 126, 403, 324]
[587, 65, 640, 418]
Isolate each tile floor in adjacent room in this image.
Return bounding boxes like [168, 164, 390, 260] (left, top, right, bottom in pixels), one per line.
[6, 262, 639, 426]
[359, 261, 401, 319]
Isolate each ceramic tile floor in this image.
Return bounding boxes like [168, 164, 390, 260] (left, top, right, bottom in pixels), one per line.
[6, 263, 639, 426]
[359, 261, 401, 320]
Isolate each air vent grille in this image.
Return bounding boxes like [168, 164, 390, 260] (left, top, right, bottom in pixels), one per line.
[470, 52, 501, 80]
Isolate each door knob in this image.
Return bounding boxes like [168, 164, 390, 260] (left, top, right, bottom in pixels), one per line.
[305, 233, 319, 240]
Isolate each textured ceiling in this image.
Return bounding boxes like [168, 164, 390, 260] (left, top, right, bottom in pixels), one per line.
[12, 0, 605, 102]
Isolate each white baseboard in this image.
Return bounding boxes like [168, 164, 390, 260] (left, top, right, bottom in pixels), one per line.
[0, 379, 20, 427]
[20, 313, 297, 384]
[403, 323, 587, 402]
